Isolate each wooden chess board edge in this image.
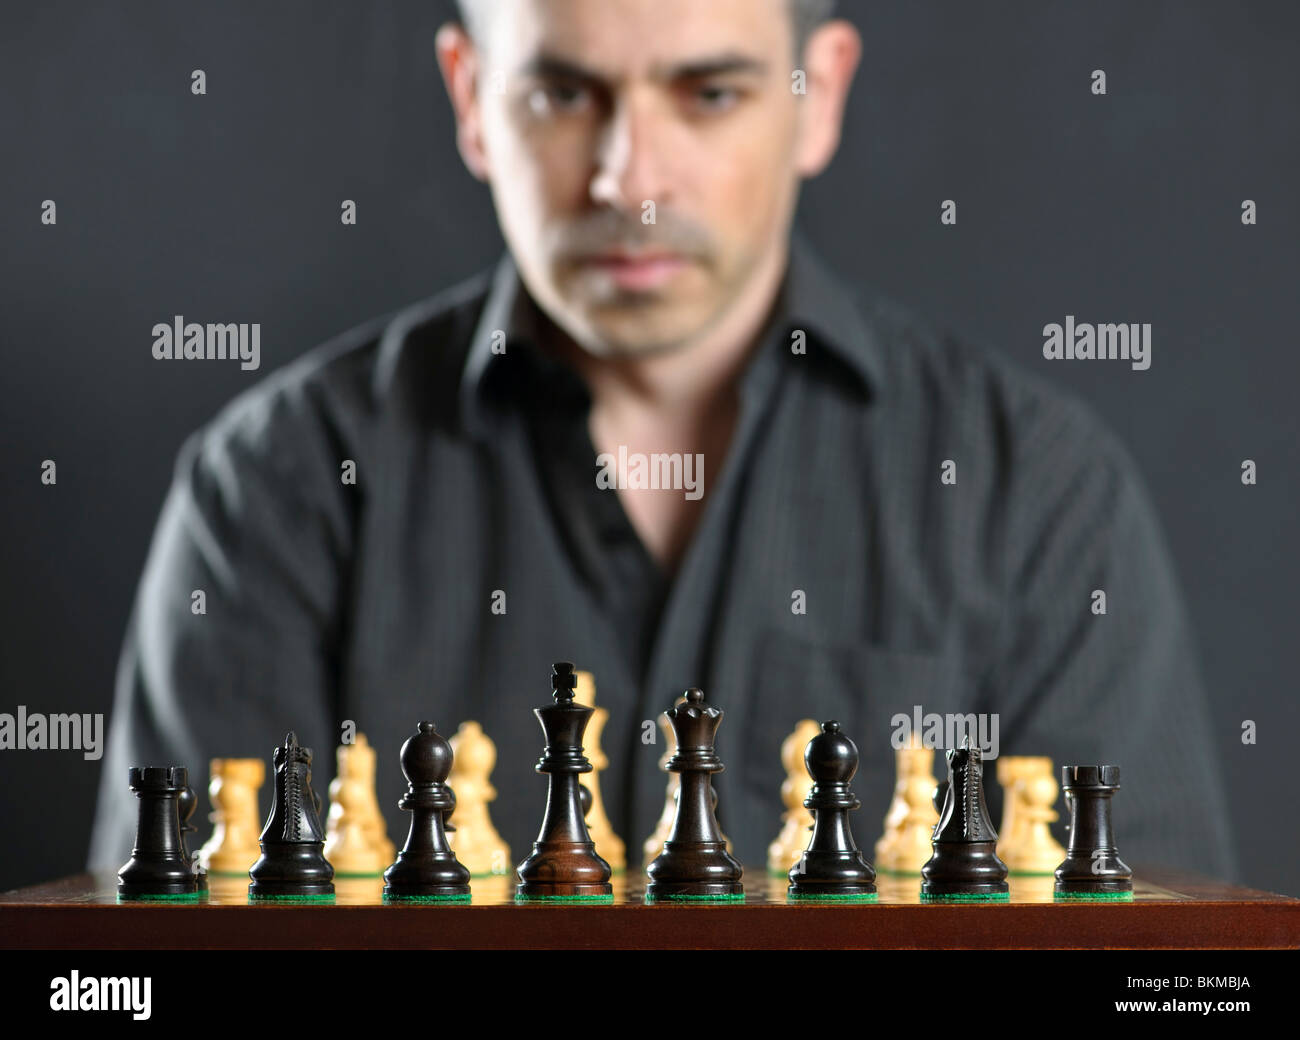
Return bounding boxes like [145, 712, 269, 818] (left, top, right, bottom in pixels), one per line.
[1, 901, 1298, 950]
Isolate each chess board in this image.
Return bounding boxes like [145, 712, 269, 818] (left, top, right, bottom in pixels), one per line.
[3, 866, 1297, 949]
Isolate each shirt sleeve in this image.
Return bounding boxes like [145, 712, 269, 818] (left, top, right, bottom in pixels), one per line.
[87, 378, 354, 872]
[992, 398, 1238, 881]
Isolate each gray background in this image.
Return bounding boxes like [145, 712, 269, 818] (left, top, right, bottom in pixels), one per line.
[1, 1, 1296, 894]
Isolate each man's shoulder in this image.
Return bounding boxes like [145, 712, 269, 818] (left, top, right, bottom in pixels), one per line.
[194, 267, 495, 457]
[859, 288, 1139, 483]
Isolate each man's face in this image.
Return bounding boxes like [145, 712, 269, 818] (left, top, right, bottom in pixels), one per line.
[469, 0, 807, 358]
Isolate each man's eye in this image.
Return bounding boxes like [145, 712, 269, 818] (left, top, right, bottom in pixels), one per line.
[527, 83, 590, 116]
[690, 84, 741, 112]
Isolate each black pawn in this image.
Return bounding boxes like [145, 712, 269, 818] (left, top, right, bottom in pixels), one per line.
[117, 766, 198, 899]
[920, 737, 1009, 899]
[177, 781, 208, 892]
[383, 722, 470, 900]
[645, 688, 744, 900]
[1054, 765, 1132, 896]
[443, 786, 457, 836]
[248, 732, 334, 898]
[515, 662, 613, 899]
[788, 721, 876, 898]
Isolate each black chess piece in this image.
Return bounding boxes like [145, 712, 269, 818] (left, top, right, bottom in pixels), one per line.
[787, 721, 876, 900]
[383, 722, 471, 901]
[177, 781, 208, 892]
[515, 662, 613, 900]
[248, 732, 335, 899]
[442, 785, 457, 836]
[117, 766, 199, 900]
[1054, 765, 1133, 898]
[579, 783, 593, 819]
[920, 737, 1009, 900]
[645, 688, 744, 901]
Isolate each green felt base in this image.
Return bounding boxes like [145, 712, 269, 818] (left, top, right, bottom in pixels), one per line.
[787, 891, 878, 904]
[514, 894, 615, 904]
[334, 871, 384, 879]
[247, 893, 336, 904]
[1008, 869, 1056, 877]
[1054, 889, 1134, 902]
[383, 893, 472, 904]
[644, 892, 746, 904]
[469, 871, 512, 879]
[116, 891, 201, 903]
[210, 869, 251, 878]
[920, 891, 1010, 903]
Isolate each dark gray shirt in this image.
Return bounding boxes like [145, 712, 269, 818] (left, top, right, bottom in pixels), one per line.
[89, 231, 1236, 878]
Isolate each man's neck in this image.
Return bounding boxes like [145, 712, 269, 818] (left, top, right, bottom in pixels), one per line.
[537, 239, 791, 572]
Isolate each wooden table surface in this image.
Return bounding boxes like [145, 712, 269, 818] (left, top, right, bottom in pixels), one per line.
[3, 867, 1297, 949]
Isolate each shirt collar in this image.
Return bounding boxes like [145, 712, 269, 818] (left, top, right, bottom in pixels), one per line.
[781, 227, 884, 394]
[459, 227, 883, 437]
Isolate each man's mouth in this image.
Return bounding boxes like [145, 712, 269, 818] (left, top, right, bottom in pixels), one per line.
[577, 250, 689, 291]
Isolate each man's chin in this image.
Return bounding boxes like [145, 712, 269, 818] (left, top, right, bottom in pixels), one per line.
[573, 324, 698, 360]
[557, 291, 712, 358]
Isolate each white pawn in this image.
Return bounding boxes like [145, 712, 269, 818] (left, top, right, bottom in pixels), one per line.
[447, 721, 511, 876]
[574, 671, 626, 871]
[996, 756, 1066, 874]
[875, 739, 940, 874]
[767, 719, 821, 874]
[325, 734, 387, 876]
[643, 711, 680, 865]
[199, 758, 264, 875]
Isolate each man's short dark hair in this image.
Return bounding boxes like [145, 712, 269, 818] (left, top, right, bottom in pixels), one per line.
[454, 0, 836, 57]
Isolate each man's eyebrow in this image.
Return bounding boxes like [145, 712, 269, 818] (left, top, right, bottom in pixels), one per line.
[658, 53, 770, 80]
[517, 52, 769, 86]
[517, 54, 604, 83]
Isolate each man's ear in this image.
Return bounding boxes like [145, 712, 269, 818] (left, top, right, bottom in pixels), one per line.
[794, 20, 862, 178]
[435, 22, 491, 182]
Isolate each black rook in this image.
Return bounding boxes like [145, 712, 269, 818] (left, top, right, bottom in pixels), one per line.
[1054, 764, 1133, 897]
[117, 766, 198, 900]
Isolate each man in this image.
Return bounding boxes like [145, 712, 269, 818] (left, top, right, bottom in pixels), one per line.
[90, 0, 1236, 877]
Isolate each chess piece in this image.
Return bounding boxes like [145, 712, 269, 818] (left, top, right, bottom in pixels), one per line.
[996, 756, 1066, 874]
[248, 732, 335, 899]
[768, 719, 821, 875]
[574, 670, 627, 872]
[920, 737, 1009, 900]
[199, 758, 264, 875]
[383, 722, 471, 901]
[875, 739, 941, 874]
[645, 688, 744, 901]
[325, 734, 388, 876]
[353, 734, 396, 863]
[643, 713, 679, 865]
[178, 780, 208, 892]
[787, 721, 876, 900]
[1054, 765, 1133, 898]
[447, 722, 511, 875]
[515, 662, 613, 900]
[117, 766, 199, 900]
[643, 695, 734, 863]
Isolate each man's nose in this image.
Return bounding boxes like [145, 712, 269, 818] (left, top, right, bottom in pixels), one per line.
[589, 93, 673, 213]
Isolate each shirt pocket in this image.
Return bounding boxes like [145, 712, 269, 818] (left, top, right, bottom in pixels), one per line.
[735, 627, 967, 835]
